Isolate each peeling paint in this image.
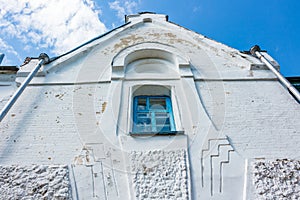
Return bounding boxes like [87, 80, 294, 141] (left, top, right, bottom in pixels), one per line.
[101, 102, 107, 113]
[113, 35, 145, 52]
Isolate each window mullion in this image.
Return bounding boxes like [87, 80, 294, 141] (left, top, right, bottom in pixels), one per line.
[151, 111, 156, 132]
[146, 97, 149, 110]
[133, 97, 138, 132]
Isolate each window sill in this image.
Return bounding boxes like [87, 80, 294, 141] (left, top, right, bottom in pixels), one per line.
[129, 130, 184, 136]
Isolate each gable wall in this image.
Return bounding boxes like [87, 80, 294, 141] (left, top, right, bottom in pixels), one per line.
[1, 14, 299, 199]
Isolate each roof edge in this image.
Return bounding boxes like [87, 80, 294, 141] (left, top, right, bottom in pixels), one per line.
[45, 21, 131, 65]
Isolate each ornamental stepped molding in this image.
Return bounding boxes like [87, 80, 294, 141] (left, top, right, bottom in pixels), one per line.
[201, 137, 237, 197]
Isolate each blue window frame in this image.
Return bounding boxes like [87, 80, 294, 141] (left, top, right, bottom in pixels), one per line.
[132, 96, 176, 134]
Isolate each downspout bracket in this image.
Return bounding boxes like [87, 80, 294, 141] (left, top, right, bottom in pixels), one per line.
[39, 53, 50, 64]
[250, 45, 261, 56]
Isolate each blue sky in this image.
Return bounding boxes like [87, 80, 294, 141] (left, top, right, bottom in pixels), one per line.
[0, 0, 299, 76]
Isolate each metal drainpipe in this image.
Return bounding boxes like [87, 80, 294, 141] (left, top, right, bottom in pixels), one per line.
[250, 45, 300, 103]
[0, 53, 50, 122]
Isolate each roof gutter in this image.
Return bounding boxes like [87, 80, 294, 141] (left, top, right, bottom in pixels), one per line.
[250, 45, 300, 103]
[0, 53, 50, 122]
[49, 22, 131, 64]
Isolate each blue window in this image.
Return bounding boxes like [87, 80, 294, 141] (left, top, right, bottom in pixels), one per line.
[132, 96, 176, 134]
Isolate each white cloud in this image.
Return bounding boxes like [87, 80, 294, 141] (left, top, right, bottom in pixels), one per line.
[109, 0, 139, 20]
[0, 38, 19, 57]
[0, 0, 107, 55]
[0, 38, 22, 65]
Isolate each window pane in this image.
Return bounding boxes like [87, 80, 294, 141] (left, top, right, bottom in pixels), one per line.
[137, 97, 147, 111]
[156, 124, 171, 132]
[149, 98, 166, 110]
[136, 113, 151, 125]
[135, 124, 152, 132]
[155, 112, 170, 125]
[155, 112, 171, 132]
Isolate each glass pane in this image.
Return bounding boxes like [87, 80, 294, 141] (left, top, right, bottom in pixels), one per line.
[156, 124, 171, 132]
[136, 113, 151, 125]
[155, 112, 170, 125]
[137, 98, 147, 111]
[135, 124, 152, 132]
[149, 98, 166, 110]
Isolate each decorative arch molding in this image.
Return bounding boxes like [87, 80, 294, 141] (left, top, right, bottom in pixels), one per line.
[111, 42, 192, 80]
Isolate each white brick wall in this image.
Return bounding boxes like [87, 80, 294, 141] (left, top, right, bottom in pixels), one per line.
[196, 80, 300, 159]
[0, 83, 109, 165]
